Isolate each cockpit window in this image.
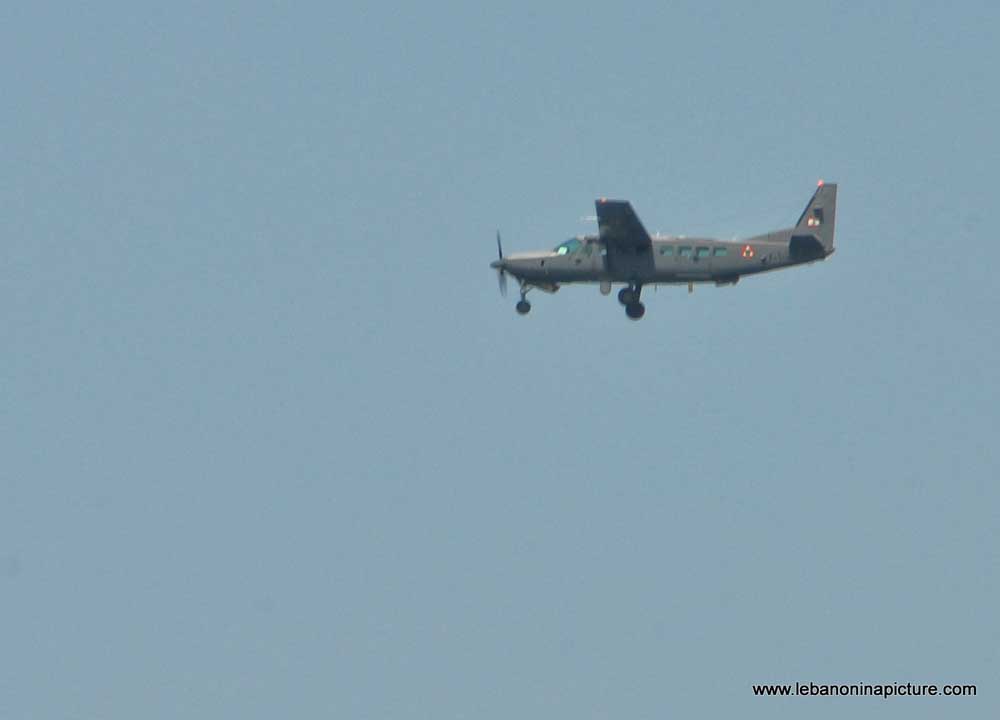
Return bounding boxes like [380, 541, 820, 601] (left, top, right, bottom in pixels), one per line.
[554, 238, 583, 255]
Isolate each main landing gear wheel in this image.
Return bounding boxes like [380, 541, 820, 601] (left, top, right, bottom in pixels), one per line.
[516, 300, 531, 315]
[618, 287, 636, 305]
[625, 302, 645, 320]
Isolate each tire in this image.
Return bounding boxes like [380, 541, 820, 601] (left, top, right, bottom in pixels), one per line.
[625, 302, 645, 320]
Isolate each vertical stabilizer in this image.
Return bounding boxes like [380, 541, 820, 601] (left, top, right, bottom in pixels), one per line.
[794, 181, 837, 253]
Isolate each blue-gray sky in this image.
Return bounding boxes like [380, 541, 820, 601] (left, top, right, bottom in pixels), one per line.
[2, 2, 998, 717]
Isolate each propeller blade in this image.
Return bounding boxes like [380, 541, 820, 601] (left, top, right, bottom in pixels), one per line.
[495, 230, 508, 296]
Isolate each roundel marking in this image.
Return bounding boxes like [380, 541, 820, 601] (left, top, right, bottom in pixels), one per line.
[741, 244, 755, 259]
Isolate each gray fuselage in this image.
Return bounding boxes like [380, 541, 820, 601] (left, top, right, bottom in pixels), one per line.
[501, 227, 831, 288]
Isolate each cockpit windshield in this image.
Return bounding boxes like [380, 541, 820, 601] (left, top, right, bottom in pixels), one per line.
[554, 238, 584, 255]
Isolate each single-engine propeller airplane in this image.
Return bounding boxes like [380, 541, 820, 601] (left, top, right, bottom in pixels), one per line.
[491, 181, 837, 320]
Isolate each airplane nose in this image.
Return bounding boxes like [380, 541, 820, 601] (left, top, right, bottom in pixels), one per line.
[490, 259, 504, 270]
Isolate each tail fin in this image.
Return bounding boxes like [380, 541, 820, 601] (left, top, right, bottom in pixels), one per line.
[793, 181, 837, 254]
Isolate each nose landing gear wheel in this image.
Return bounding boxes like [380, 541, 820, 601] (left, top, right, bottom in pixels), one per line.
[516, 300, 531, 315]
[618, 288, 636, 305]
[625, 302, 645, 320]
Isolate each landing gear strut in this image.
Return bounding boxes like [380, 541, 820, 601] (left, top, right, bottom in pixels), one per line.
[515, 284, 531, 315]
[618, 283, 645, 320]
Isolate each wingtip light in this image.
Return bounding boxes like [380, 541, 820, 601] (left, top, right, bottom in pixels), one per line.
[817, 179, 825, 187]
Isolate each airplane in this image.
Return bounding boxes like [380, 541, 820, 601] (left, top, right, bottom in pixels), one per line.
[491, 181, 837, 320]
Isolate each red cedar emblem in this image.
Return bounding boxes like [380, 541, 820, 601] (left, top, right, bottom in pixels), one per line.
[742, 244, 755, 259]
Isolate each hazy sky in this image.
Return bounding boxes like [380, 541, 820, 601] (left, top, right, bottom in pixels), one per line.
[2, 2, 998, 718]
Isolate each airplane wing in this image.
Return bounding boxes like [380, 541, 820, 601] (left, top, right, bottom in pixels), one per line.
[595, 199, 652, 252]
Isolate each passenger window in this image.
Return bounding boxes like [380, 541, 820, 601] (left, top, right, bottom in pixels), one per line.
[678, 246, 693, 257]
[712, 247, 728, 257]
[660, 245, 674, 256]
[696, 247, 711, 258]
